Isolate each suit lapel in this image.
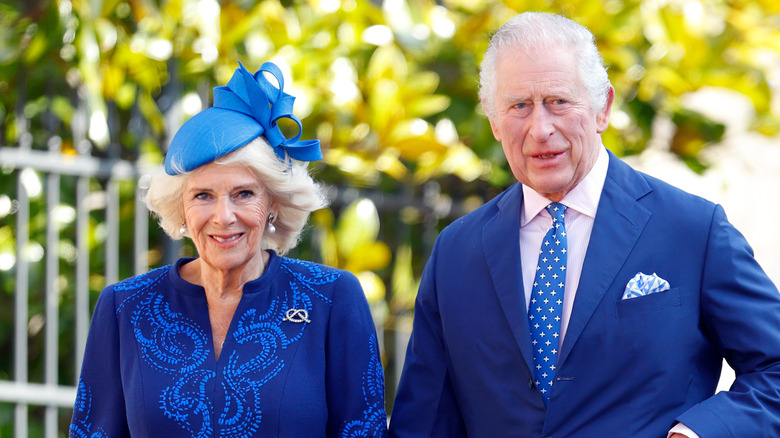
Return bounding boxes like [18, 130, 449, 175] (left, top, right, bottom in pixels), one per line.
[558, 154, 652, 365]
[482, 184, 536, 372]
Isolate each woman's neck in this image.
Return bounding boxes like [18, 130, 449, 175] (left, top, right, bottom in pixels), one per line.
[180, 250, 269, 299]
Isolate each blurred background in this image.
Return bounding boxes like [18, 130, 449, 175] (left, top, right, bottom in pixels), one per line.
[1, 0, 779, 436]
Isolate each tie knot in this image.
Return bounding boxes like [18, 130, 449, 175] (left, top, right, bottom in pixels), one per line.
[546, 203, 566, 224]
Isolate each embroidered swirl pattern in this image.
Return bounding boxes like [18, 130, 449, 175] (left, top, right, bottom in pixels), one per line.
[154, 258, 320, 436]
[71, 257, 385, 437]
[69, 378, 110, 438]
[338, 335, 387, 438]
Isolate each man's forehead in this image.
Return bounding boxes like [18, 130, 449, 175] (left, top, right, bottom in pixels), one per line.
[496, 71, 583, 99]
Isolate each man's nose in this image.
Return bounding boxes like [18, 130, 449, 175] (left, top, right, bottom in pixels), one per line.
[529, 107, 554, 142]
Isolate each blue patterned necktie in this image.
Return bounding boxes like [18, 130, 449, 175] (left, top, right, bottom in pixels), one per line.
[529, 202, 567, 405]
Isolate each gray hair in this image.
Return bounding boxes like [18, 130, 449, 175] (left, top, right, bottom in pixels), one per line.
[478, 12, 611, 120]
[145, 136, 328, 255]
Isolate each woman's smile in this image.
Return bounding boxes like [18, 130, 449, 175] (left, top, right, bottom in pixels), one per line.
[182, 162, 272, 276]
[211, 233, 244, 243]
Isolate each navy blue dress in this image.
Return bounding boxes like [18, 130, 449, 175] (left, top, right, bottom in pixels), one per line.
[69, 251, 387, 437]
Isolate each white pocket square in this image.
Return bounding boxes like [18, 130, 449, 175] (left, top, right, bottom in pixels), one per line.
[622, 272, 670, 300]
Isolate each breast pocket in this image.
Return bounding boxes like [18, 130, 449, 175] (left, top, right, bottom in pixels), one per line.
[616, 287, 682, 319]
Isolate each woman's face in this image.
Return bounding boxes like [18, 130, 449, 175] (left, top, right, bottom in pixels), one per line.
[182, 162, 273, 276]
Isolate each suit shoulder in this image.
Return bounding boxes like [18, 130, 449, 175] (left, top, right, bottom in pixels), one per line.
[278, 256, 348, 280]
[438, 184, 519, 239]
[610, 155, 718, 214]
[636, 169, 718, 213]
[277, 257, 362, 304]
[106, 265, 170, 297]
[92, 265, 172, 317]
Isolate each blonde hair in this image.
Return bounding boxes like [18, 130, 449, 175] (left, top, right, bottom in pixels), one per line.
[145, 136, 328, 255]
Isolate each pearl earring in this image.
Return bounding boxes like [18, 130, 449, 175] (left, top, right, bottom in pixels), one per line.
[179, 224, 187, 236]
[267, 213, 276, 234]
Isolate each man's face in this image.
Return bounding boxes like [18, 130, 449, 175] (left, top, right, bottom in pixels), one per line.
[488, 46, 613, 201]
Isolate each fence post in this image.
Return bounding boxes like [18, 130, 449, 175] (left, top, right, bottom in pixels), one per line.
[44, 136, 62, 438]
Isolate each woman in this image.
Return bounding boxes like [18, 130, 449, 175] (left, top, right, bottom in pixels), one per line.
[69, 61, 387, 438]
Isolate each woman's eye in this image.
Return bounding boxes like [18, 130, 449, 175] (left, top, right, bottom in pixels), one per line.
[237, 190, 254, 199]
[195, 192, 209, 201]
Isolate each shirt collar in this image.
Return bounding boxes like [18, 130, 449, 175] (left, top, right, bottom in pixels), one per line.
[521, 145, 609, 226]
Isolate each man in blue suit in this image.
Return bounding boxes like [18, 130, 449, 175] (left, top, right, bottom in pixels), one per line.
[389, 12, 780, 438]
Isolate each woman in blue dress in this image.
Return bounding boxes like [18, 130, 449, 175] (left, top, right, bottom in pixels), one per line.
[69, 61, 387, 438]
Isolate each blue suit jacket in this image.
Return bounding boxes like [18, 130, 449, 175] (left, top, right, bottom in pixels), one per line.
[389, 151, 780, 437]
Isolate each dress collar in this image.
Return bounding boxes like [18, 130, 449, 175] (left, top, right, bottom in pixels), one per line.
[170, 250, 282, 298]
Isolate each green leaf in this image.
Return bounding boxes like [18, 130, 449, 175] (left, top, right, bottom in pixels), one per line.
[336, 198, 380, 258]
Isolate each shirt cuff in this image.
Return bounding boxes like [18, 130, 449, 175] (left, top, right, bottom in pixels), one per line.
[668, 422, 700, 438]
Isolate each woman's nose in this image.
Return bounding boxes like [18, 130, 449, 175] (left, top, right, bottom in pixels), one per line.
[212, 196, 237, 225]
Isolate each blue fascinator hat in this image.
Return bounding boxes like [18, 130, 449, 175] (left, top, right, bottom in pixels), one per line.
[164, 60, 322, 175]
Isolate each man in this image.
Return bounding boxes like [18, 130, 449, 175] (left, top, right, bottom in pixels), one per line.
[389, 12, 780, 438]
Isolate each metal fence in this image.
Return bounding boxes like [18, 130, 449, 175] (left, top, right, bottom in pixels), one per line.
[0, 113, 453, 438]
[0, 96, 162, 436]
[0, 57, 465, 436]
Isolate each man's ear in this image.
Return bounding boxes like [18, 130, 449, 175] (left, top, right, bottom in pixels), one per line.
[596, 86, 615, 133]
[489, 118, 502, 142]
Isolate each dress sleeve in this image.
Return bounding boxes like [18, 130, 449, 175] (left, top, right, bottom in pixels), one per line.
[69, 286, 131, 438]
[676, 204, 780, 436]
[325, 271, 388, 438]
[388, 242, 467, 438]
